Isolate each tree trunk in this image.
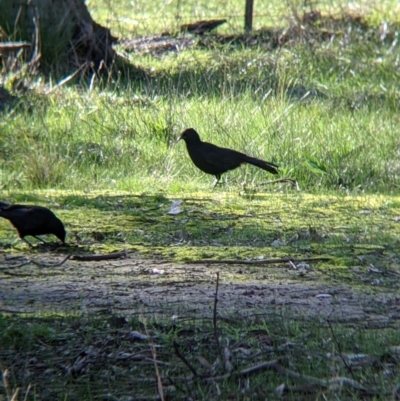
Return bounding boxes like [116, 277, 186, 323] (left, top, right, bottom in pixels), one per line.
[0, 0, 115, 73]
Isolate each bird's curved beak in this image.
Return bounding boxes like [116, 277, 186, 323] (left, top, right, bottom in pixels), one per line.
[177, 135, 183, 143]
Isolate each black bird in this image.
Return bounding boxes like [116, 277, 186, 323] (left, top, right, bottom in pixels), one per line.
[178, 128, 278, 187]
[0, 203, 66, 246]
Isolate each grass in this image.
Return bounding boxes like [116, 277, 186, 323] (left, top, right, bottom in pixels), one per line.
[1, 312, 399, 400]
[0, 190, 399, 400]
[1, 190, 399, 289]
[2, 190, 399, 256]
[1, 6, 400, 192]
[1, 80, 399, 193]
[87, 0, 400, 36]
[1, 0, 400, 400]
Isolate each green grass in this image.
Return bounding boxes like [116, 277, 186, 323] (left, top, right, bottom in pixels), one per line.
[1, 76, 399, 193]
[1, 1, 400, 400]
[1, 309, 400, 400]
[87, 0, 400, 36]
[0, 190, 399, 280]
[1, 5, 400, 193]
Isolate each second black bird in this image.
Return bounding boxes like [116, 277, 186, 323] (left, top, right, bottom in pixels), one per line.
[0, 203, 66, 246]
[178, 128, 278, 187]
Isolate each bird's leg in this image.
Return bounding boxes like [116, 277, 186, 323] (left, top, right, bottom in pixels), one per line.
[212, 175, 221, 189]
[33, 236, 50, 244]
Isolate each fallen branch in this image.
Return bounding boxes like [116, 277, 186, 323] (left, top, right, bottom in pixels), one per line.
[385, 269, 400, 278]
[259, 362, 376, 394]
[173, 341, 199, 378]
[206, 359, 281, 382]
[1, 251, 127, 271]
[3, 255, 27, 261]
[1, 255, 71, 270]
[71, 251, 128, 261]
[30, 255, 71, 267]
[0, 42, 31, 53]
[202, 359, 378, 395]
[184, 256, 331, 265]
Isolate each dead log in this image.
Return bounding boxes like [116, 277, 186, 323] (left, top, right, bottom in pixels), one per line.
[0, 0, 116, 73]
[180, 19, 227, 35]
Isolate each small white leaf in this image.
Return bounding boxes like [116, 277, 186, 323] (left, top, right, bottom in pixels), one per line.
[271, 240, 284, 247]
[167, 200, 183, 215]
[129, 331, 148, 341]
[297, 262, 310, 270]
[150, 268, 164, 275]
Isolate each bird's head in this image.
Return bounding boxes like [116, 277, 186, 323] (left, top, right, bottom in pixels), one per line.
[54, 220, 67, 244]
[178, 128, 201, 144]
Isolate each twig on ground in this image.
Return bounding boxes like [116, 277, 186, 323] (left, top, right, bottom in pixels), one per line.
[0, 42, 31, 51]
[3, 255, 27, 261]
[30, 255, 71, 267]
[269, 363, 377, 395]
[71, 251, 128, 261]
[45, 63, 88, 94]
[144, 322, 165, 401]
[23, 384, 32, 401]
[385, 269, 400, 278]
[0, 262, 31, 271]
[185, 256, 331, 265]
[102, 396, 164, 401]
[173, 341, 199, 378]
[213, 272, 222, 359]
[204, 359, 281, 382]
[1, 271, 32, 276]
[326, 310, 356, 379]
[202, 358, 377, 395]
[2, 255, 71, 271]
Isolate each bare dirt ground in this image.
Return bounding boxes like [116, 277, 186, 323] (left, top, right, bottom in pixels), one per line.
[1, 252, 399, 327]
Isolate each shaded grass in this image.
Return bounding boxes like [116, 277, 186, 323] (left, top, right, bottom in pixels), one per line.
[0, 307, 399, 400]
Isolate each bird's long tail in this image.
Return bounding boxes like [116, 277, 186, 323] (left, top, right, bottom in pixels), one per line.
[244, 156, 279, 175]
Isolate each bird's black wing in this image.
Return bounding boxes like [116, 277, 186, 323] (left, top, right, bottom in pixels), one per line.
[200, 143, 245, 173]
[2, 206, 51, 231]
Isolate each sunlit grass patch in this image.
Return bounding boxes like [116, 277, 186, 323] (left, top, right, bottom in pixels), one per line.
[1, 191, 398, 291]
[87, 0, 400, 36]
[1, 86, 399, 193]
